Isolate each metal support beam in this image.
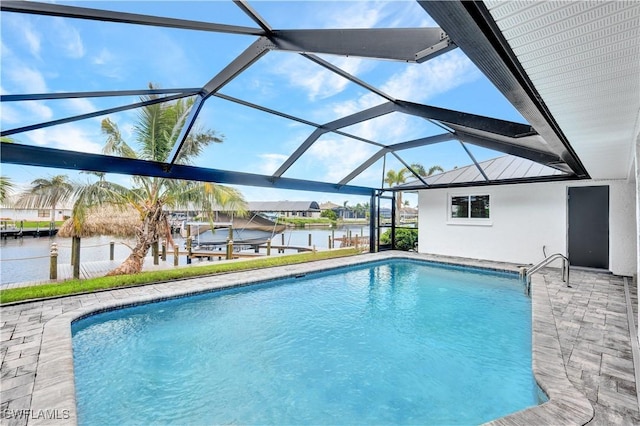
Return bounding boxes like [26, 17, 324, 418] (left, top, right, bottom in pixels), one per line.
[273, 102, 396, 178]
[270, 28, 455, 62]
[1, 1, 264, 35]
[458, 141, 489, 182]
[301, 54, 396, 103]
[273, 128, 326, 178]
[214, 92, 384, 147]
[167, 38, 273, 167]
[233, 0, 272, 32]
[202, 37, 274, 97]
[339, 133, 452, 187]
[369, 193, 377, 253]
[454, 130, 562, 167]
[397, 100, 535, 138]
[391, 152, 430, 187]
[1, 93, 189, 137]
[386, 133, 455, 152]
[339, 149, 389, 186]
[166, 94, 206, 165]
[417, 0, 589, 178]
[1, 88, 201, 102]
[0, 143, 375, 196]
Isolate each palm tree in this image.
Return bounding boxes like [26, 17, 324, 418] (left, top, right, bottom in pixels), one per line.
[72, 87, 247, 276]
[16, 175, 74, 224]
[426, 165, 444, 176]
[404, 162, 444, 178]
[384, 169, 407, 213]
[1, 137, 17, 205]
[0, 176, 15, 205]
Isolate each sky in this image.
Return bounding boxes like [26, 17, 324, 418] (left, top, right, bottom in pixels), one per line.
[0, 0, 527, 207]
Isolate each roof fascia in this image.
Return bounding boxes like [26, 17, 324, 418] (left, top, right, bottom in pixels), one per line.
[417, 0, 590, 178]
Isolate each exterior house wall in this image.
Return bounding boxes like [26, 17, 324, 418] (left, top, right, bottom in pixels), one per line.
[417, 179, 637, 277]
[0, 208, 72, 222]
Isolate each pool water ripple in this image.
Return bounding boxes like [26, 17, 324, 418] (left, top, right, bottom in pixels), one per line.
[72, 260, 538, 425]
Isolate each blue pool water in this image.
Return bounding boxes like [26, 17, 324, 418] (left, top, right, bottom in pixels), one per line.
[72, 260, 539, 425]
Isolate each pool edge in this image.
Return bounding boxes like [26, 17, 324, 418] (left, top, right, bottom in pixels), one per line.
[32, 251, 593, 425]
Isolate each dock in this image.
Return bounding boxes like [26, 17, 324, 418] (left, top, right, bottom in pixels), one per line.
[0, 227, 58, 239]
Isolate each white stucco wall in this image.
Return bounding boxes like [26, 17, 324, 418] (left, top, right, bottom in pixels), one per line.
[417, 179, 637, 276]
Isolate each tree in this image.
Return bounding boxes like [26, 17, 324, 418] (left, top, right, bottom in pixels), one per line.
[352, 202, 368, 219]
[16, 175, 74, 224]
[73, 87, 247, 276]
[384, 169, 407, 213]
[0, 176, 15, 205]
[404, 162, 444, 178]
[320, 209, 338, 221]
[1, 137, 16, 205]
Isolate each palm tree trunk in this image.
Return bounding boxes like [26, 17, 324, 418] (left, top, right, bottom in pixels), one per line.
[106, 202, 164, 276]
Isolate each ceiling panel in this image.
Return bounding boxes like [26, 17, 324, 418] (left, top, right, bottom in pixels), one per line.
[485, 0, 640, 180]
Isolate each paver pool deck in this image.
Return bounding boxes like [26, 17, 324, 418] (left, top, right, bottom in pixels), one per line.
[1, 251, 639, 425]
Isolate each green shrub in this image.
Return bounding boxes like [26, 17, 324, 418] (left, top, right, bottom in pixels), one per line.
[380, 228, 418, 251]
[320, 209, 338, 221]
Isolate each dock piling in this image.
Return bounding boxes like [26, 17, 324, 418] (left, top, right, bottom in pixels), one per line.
[109, 241, 115, 261]
[49, 243, 58, 280]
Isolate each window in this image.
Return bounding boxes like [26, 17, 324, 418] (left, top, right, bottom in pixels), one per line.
[37, 210, 49, 218]
[450, 195, 490, 219]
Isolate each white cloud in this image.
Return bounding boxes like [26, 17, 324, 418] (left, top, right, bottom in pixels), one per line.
[91, 48, 125, 79]
[318, 51, 481, 144]
[5, 64, 48, 93]
[23, 24, 41, 58]
[0, 104, 22, 125]
[320, 1, 386, 28]
[64, 98, 97, 115]
[255, 153, 289, 175]
[52, 17, 84, 59]
[381, 51, 480, 103]
[92, 48, 112, 66]
[269, 54, 367, 102]
[307, 137, 377, 183]
[3, 14, 41, 58]
[23, 101, 54, 122]
[28, 125, 102, 153]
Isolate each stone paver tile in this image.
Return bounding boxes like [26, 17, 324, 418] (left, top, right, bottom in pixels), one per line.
[600, 353, 636, 383]
[0, 382, 33, 403]
[596, 386, 640, 418]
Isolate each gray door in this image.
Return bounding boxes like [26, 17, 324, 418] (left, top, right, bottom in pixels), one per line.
[568, 186, 609, 269]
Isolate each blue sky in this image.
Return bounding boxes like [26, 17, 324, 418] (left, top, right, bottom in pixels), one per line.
[1, 1, 525, 206]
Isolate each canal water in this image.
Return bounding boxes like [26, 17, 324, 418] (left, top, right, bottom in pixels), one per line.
[0, 225, 369, 286]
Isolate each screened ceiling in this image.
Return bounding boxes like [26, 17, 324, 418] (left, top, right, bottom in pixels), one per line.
[3, 0, 628, 200]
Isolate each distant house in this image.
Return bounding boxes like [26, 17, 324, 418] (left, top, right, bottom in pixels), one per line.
[0, 199, 73, 223]
[246, 201, 321, 219]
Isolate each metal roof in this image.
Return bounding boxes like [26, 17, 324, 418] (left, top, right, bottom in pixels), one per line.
[397, 155, 568, 190]
[245, 201, 320, 212]
[1, 1, 637, 193]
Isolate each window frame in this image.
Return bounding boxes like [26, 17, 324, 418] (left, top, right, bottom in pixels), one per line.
[447, 192, 492, 226]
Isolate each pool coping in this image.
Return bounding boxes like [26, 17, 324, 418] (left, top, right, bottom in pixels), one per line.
[29, 251, 594, 425]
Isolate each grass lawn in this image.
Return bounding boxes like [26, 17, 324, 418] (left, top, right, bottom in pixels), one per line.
[0, 248, 361, 304]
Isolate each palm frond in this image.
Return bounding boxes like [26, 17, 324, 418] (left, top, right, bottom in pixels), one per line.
[0, 176, 15, 204]
[14, 175, 75, 211]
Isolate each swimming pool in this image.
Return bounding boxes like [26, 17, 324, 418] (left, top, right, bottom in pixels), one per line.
[72, 259, 541, 425]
